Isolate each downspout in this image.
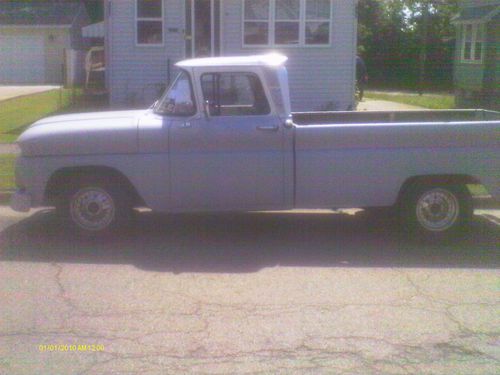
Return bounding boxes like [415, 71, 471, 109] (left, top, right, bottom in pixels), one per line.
[351, 0, 359, 110]
[105, 0, 113, 102]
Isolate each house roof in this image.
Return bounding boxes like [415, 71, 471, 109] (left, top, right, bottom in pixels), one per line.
[0, 1, 84, 26]
[176, 54, 289, 69]
[452, 4, 500, 23]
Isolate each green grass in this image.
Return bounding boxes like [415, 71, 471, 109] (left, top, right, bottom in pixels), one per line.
[365, 91, 455, 110]
[468, 184, 490, 197]
[0, 154, 16, 190]
[0, 89, 80, 143]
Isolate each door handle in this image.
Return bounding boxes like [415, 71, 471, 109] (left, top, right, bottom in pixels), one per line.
[181, 122, 192, 128]
[256, 125, 279, 131]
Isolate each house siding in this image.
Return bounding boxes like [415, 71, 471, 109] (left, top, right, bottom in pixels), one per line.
[107, 0, 185, 107]
[107, 0, 356, 111]
[483, 13, 499, 91]
[454, 1, 499, 109]
[221, 1, 356, 111]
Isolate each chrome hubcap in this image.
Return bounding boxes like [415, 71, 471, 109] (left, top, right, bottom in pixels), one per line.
[70, 187, 115, 231]
[416, 188, 459, 232]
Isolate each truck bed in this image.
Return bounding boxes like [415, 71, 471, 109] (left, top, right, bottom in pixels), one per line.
[292, 109, 500, 125]
[291, 109, 500, 209]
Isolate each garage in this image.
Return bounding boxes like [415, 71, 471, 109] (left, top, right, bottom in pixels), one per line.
[0, 34, 46, 84]
[0, 1, 89, 85]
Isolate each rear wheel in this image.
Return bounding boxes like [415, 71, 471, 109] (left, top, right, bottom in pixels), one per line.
[56, 177, 133, 237]
[400, 183, 473, 242]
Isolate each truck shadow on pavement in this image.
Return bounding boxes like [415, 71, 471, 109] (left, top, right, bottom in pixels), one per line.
[0, 209, 498, 273]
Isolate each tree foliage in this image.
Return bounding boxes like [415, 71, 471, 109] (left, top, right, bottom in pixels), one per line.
[358, 0, 459, 90]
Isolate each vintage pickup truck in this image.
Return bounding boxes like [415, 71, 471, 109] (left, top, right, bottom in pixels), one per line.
[11, 54, 500, 240]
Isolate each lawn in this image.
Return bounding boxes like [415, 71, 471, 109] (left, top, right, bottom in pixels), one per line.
[365, 91, 455, 110]
[0, 154, 16, 190]
[0, 89, 79, 143]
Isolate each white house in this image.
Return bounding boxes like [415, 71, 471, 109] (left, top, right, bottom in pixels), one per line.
[105, 0, 358, 111]
[0, 1, 89, 84]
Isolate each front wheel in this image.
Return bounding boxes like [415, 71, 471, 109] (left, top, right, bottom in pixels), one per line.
[56, 178, 132, 237]
[400, 183, 473, 242]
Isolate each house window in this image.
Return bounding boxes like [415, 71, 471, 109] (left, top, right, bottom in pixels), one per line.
[243, 0, 331, 47]
[244, 0, 270, 45]
[305, 0, 330, 45]
[136, 0, 163, 45]
[275, 0, 300, 45]
[461, 23, 484, 62]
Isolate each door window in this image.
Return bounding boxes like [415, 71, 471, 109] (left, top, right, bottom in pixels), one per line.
[155, 71, 196, 116]
[201, 73, 270, 116]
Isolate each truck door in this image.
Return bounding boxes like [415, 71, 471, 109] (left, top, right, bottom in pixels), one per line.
[169, 70, 285, 211]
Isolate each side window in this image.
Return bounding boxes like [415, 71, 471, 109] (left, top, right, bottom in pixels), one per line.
[201, 73, 270, 116]
[136, 0, 163, 45]
[156, 71, 196, 116]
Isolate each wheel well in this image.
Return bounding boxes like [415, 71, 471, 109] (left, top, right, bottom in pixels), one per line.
[45, 166, 145, 207]
[396, 174, 478, 206]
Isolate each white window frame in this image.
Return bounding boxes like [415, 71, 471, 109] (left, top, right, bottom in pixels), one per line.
[274, 0, 301, 46]
[304, 0, 331, 46]
[136, 0, 164, 47]
[242, 0, 332, 48]
[461, 22, 484, 63]
[243, 0, 271, 47]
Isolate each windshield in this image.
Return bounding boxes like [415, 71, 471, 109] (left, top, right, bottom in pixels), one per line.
[154, 70, 196, 116]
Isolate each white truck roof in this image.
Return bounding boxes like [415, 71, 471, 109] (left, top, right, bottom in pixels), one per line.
[176, 54, 288, 69]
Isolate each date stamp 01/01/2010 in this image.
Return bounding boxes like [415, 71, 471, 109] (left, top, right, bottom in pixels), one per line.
[38, 344, 105, 352]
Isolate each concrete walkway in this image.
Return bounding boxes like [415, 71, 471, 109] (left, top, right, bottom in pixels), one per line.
[357, 98, 427, 111]
[0, 85, 61, 102]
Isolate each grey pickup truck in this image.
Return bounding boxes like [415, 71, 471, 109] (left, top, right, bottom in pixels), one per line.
[11, 54, 500, 240]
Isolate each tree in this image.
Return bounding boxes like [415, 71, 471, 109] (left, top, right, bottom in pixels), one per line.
[357, 0, 459, 90]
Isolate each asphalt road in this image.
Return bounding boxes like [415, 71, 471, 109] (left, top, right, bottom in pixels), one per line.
[0, 207, 499, 374]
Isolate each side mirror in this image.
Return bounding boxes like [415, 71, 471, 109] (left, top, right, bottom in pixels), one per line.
[203, 100, 211, 120]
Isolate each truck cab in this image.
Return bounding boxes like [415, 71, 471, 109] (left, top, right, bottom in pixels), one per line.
[141, 54, 295, 212]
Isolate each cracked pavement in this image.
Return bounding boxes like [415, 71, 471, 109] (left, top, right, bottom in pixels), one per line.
[0, 207, 499, 374]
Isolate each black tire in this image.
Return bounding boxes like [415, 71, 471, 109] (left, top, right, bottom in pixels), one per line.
[399, 183, 473, 243]
[55, 176, 133, 238]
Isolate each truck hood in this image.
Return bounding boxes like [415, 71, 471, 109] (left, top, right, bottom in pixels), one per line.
[18, 110, 146, 157]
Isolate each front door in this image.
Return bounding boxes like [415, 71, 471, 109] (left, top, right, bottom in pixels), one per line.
[169, 70, 285, 211]
[186, 0, 221, 57]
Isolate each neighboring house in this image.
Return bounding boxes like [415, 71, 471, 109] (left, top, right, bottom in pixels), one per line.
[105, 0, 358, 111]
[452, 0, 499, 110]
[0, 1, 89, 84]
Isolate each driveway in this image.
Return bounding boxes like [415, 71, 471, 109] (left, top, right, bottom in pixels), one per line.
[0, 207, 499, 374]
[0, 86, 61, 102]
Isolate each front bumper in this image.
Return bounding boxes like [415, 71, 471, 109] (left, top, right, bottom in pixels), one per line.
[10, 190, 32, 212]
